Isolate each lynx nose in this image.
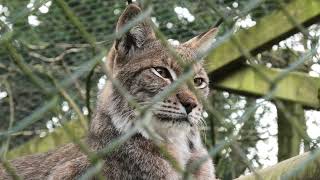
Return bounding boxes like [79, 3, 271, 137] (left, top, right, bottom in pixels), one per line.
[177, 92, 198, 114]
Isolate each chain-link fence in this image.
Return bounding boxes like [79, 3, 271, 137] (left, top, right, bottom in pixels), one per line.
[0, 0, 319, 179]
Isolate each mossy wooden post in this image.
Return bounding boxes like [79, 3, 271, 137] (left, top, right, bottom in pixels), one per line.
[277, 102, 305, 161]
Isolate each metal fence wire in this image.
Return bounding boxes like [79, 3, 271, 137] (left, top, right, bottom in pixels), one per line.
[0, 0, 319, 179]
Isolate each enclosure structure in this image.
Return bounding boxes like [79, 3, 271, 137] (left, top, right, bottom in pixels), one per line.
[0, 0, 320, 179]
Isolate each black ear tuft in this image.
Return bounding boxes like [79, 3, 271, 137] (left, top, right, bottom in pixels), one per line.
[182, 27, 219, 59]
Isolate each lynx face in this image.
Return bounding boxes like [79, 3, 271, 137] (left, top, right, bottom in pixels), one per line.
[103, 4, 218, 135]
[122, 45, 210, 126]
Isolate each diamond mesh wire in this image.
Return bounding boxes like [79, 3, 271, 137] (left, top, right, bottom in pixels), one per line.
[0, 0, 319, 179]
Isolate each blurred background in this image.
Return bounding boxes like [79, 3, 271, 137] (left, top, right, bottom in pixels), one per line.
[0, 0, 319, 179]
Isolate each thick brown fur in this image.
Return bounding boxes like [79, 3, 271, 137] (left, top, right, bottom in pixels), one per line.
[0, 3, 218, 180]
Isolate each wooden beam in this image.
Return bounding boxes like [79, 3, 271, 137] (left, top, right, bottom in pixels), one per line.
[205, 0, 320, 75]
[236, 151, 320, 180]
[213, 65, 320, 109]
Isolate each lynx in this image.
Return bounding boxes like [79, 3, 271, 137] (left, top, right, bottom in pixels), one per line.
[0, 3, 218, 180]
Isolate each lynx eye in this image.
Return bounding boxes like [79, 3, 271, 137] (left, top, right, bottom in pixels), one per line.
[151, 67, 172, 80]
[194, 77, 207, 89]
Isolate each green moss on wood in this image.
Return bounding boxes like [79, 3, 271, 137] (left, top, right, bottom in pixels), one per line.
[213, 65, 320, 109]
[236, 151, 320, 180]
[205, 0, 320, 73]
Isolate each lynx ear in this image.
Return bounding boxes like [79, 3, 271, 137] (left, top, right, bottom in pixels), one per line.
[183, 27, 218, 59]
[115, 4, 155, 57]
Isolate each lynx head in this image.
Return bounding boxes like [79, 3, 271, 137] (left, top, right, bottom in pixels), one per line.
[100, 4, 218, 136]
